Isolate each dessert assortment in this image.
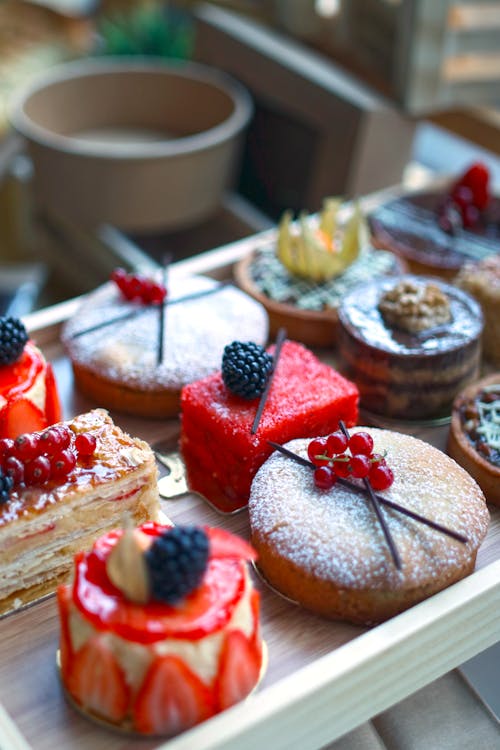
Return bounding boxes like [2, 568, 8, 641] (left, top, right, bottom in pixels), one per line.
[3, 166, 499, 742]
[234, 199, 403, 347]
[369, 162, 500, 279]
[180, 337, 359, 512]
[249, 426, 489, 625]
[0, 409, 159, 614]
[0, 316, 61, 439]
[455, 254, 500, 365]
[62, 270, 268, 418]
[447, 373, 500, 507]
[58, 522, 263, 735]
[337, 275, 483, 419]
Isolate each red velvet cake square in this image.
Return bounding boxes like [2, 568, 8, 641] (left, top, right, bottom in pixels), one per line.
[180, 340, 359, 512]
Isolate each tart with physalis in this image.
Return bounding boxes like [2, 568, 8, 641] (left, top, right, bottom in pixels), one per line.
[369, 162, 500, 279]
[234, 198, 403, 347]
[58, 523, 263, 736]
[0, 316, 61, 438]
[447, 372, 500, 507]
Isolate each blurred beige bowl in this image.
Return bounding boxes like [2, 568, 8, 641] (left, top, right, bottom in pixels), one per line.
[10, 58, 253, 231]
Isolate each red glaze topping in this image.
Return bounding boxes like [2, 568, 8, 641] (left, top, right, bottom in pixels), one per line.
[0, 341, 44, 396]
[73, 523, 248, 643]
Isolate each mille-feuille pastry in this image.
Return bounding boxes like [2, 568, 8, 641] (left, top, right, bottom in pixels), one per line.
[0, 408, 159, 613]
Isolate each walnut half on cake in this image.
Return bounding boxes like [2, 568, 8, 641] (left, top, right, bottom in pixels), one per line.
[0, 409, 159, 614]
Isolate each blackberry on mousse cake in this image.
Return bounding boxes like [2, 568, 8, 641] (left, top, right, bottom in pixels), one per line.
[180, 338, 359, 513]
[337, 275, 483, 420]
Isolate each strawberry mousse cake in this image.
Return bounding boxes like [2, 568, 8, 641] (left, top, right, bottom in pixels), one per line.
[180, 338, 359, 513]
[61, 269, 268, 418]
[57, 523, 263, 736]
[0, 316, 61, 439]
[0, 409, 159, 614]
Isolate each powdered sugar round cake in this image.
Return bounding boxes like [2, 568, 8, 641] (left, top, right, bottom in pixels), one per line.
[62, 275, 269, 417]
[249, 427, 489, 625]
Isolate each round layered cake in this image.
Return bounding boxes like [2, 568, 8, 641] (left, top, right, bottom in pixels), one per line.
[249, 428, 489, 625]
[447, 372, 500, 507]
[58, 523, 263, 736]
[455, 255, 500, 365]
[62, 273, 268, 417]
[337, 275, 483, 419]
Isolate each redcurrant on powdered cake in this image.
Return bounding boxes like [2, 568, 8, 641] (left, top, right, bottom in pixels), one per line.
[369, 162, 500, 279]
[0, 409, 159, 614]
[58, 523, 263, 736]
[249, 426, 489, 625]
[0, 316, 61, 439]
[61, 270, 268, 418]
[180, 338, 359, 513]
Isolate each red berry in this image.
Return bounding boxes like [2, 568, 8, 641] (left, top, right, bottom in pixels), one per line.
[0, 438, 15, 464]
[111, 268, 128, 289]
[24, 456, 51, 486]
[125, 275, 144, 301]
[4, 456, 24, 485]
[348, 432, 374, 456]
[451, 184, 474, 210]
[147, 282, 166, 305]
[13, 433, 40, 462]
[307, 438, 329, 466]
[350, 454, 371, 479]
[39, 428, 63, 455]
[326, 431, 348, 456]
[370, 453, 387, 469]
[369, 464, 394, 491]
[462, 203, 480, 229]
[332, 456, 350, 478]
[54, 426, 72, 451]
[314, 466, 337, 490]
[460, 162, 490, 209]
[75, 432, 97, 457]
[50, 449, 76, 480]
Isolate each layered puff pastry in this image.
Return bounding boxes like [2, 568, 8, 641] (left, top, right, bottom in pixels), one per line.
[0, 409, 159, 614]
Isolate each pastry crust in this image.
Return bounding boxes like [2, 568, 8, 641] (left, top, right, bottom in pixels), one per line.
[62, 275, 268, 418]
[0, 409, 159, 614]
[249, 428, 489, 625]
[447, 373, 500, 507]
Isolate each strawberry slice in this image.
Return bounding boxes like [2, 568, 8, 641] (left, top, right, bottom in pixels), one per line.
[0, 399, 46, 439]
[57, 585, 73, 679]
[67, 635, 130, 723]
[215, 630, 261, 711]
[207, 526, 257, 562]
[44, 363, 62, 424]
[249, 588, 262, 649]
[133, 655, 214, 735]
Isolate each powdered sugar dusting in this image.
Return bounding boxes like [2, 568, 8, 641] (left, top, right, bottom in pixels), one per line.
[62, 277, 268, 391]
[249, 428, 489, 590]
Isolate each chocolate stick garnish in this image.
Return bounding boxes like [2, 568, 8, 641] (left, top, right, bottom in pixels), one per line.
[157, 256, 171, 366]
[251, 327, 287, 435]
[69, 281, 231, 340]
[267, 441, 468, 545]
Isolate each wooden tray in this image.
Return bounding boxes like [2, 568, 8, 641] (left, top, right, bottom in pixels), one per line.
[1, 219, 499, 750]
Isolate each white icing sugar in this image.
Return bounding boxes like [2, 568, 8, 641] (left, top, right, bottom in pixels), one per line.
[249, 428, 489, 591]
[62, 276, 268, 391]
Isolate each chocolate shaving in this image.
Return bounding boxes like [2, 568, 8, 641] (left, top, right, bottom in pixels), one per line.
[267, 440, 468, 546]
[157, 256, 171, 366]
[251, 328, 287, 435]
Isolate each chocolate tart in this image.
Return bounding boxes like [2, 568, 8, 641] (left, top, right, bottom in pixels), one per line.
[337, 275, 484, 419]
[234, 245, 403, 348]
[447, 372, 500, 506]
[369, 190, 500, 279]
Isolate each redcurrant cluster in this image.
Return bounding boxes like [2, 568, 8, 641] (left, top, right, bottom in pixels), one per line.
[438, 162, 490, 233]
[307, 430, 394, 492]
[111, 268, 166, 305]
[0, 425, 96, 490]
